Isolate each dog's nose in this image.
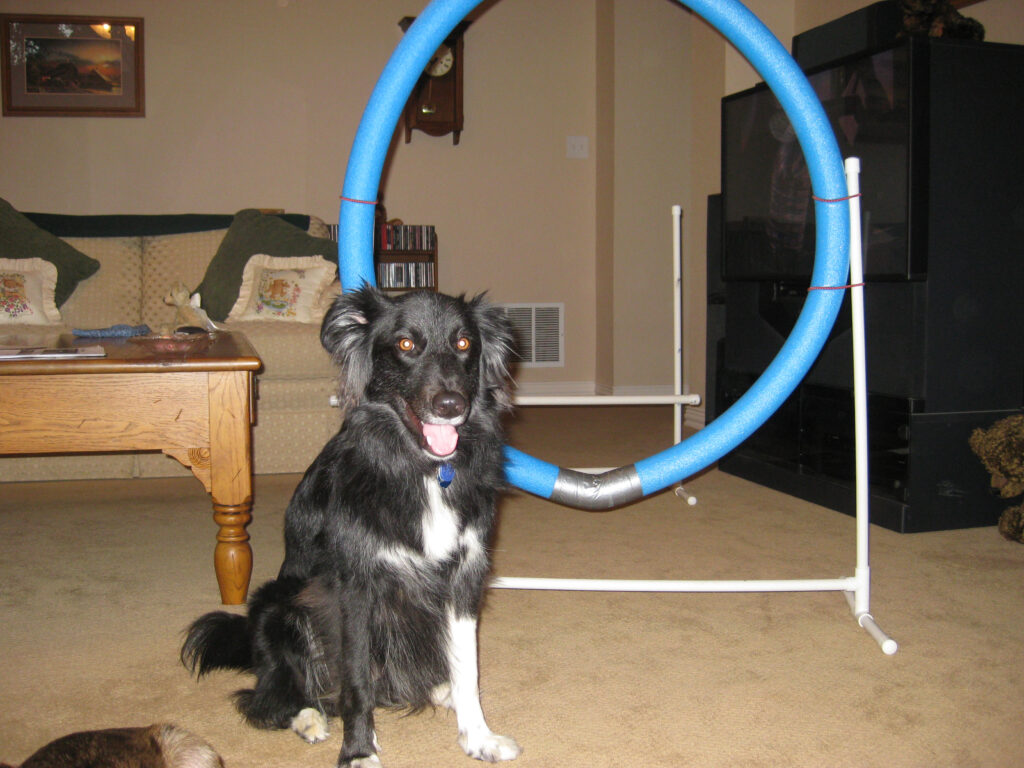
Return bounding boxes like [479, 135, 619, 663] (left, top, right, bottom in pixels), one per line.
[432, 391, 467, 419]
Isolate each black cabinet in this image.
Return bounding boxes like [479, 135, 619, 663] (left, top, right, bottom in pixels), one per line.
[708, 37, 1024, 532]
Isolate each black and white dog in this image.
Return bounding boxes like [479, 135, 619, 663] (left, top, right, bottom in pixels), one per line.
[182, 286, 521, 767]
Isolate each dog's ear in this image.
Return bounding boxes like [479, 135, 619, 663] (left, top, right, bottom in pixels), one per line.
[469, 294, 516, 411]
[321, 285, 386, 411]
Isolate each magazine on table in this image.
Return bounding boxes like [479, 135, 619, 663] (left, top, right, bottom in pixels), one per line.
[0, 345, 107, 360]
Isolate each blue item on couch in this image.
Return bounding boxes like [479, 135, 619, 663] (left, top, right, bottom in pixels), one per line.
[73, 324, 151, 338]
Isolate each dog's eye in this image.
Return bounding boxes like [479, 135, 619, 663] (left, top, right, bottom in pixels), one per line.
[397, 338, 415, 353]
[455, 337, 471, 352]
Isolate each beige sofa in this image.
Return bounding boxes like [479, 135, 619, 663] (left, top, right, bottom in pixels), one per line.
[0, 205, 343, 481]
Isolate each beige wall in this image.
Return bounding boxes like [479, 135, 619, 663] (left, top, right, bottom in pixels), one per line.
[611, 0, 691, 393]
[594, 0, 615, 391]
[686, 13, 725, 418]
[2, 0, 1020, 409]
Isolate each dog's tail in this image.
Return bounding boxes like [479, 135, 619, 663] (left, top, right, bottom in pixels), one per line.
[181, 611, 251, 676]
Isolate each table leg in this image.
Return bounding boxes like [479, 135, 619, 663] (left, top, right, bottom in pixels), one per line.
[212, 501, 253, 605]
[208, 370, 255, 604]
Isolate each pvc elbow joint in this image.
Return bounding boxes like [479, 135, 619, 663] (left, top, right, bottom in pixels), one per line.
[550, 465, 645, 510]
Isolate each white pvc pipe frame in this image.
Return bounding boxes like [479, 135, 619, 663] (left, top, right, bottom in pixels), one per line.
[493, 160, 897, 656]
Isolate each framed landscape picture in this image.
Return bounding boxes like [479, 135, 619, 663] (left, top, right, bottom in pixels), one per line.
[1, 14, 144, 117]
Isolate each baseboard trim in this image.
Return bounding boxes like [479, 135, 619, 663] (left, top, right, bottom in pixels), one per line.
[612, 384, 674, 397]
[684, 404, 706, 429]
[514, 381, 597, 396]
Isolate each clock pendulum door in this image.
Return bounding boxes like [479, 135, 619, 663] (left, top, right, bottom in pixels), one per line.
[399, 17, 470, 145]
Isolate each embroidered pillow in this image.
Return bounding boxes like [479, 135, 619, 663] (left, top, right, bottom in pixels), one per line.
[195, 209, 337, 321]
[226, 254, 337, 323]
[0, 258, 62, 325]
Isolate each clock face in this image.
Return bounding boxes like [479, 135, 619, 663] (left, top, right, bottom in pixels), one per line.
[426, 44, 454, 77]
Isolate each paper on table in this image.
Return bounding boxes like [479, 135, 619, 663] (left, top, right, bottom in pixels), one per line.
[0, 345, 106, 360]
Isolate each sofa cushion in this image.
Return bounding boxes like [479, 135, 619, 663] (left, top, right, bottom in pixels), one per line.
[0, 257, 61, 324]
[251, 409, 341, 474]
[249, 378, 342, 474]
[0, 453, 136, 482]
[60, 236, 144, 329]
[0, 198, 100, 306]
[256, 377, 340, 413]
[196, 210, 337, 322]
[141, 229, 228, 327]
[225, 320, 337, 380]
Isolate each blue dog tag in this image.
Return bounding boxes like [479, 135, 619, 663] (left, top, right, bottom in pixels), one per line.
[438, 462, 455, 488]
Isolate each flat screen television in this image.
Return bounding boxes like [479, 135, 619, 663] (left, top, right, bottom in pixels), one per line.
[721, 40, 919, 282]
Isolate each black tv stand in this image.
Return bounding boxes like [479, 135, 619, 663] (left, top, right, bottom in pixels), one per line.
[708, 36, 1024, 533]
[713, 374, 1017, 532]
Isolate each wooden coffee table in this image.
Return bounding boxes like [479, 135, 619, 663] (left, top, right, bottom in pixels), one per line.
[0, 332, 261, 604]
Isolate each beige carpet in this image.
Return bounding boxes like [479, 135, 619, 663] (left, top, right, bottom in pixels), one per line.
[2, 406, 1023, 767]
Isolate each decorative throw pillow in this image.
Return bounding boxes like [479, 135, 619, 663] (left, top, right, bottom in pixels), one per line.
[226, 254, 337, 323]
[194, 209, 338, 321]
[0, 257, 62, 325]
[0, 198, 101, 307]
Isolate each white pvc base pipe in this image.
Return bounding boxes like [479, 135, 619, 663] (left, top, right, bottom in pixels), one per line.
[494, 173, 897, 656]
[492, 576, 856, 592]
[514, 394, 702, 406]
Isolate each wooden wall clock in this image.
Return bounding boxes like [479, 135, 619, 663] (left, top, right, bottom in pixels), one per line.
[399, 17, 470, 144]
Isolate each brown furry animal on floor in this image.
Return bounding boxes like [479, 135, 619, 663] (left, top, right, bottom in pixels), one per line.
[0, 724, 223, 768]
[969, 414, 1024, 544]
[998, 507, 1024, 544]
[969, 414, 1024, 500]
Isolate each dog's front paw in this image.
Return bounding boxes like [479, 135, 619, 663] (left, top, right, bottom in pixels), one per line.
[429, 682, 453, 708]
[291, 707, 329, 743]
[340, 755, 383, 768]
[459, 730, 522, 762]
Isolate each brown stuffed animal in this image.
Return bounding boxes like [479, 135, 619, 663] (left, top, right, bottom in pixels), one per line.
[162, 282, 219, 333]
[968, 414, 1024, 543]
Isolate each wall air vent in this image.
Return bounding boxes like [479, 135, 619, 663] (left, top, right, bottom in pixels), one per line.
[500, 303, 564, 367]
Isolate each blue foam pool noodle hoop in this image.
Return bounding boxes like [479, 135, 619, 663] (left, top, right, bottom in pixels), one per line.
[338, 0, 849, 503]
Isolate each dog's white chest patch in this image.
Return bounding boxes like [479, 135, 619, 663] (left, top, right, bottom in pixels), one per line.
[378, 479, 469, 574]
[422, 479, 460, 561]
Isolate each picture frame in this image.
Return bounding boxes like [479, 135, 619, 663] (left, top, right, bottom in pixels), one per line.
[1, 14, 144, 117]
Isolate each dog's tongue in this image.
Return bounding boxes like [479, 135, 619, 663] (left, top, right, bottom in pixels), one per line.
[423, 423, 459, 456]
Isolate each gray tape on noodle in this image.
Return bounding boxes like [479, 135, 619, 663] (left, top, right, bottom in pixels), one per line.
[550, 465, 645, 511]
